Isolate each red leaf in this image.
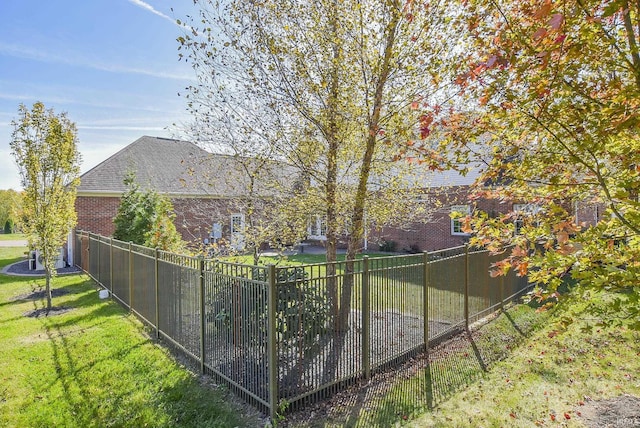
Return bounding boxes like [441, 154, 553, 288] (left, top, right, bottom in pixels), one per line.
[549, 13, 564, 30]
[486, 54, 498, 68]
[550, 414, 556, 421]
[517, 261, 528, 276]
[419, 114, 434, 139]
[557, 230, 569, 244]
[532, 27, 547, 40]
[510, 412, 517, 419]
[534, 0, 552, 19]
[564, 412, 571, 420]
[554, 34, 567, 44]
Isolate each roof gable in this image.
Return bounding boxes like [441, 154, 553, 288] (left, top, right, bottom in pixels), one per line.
[78, 136, 298, 197]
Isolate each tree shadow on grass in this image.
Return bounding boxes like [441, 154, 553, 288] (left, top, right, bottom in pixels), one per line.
[282, 305, 546, 427]
[14, 278, 256, 427]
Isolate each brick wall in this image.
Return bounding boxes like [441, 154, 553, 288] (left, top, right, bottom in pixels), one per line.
[75, 195, 249, 244]
[371, 187, 513, 252]
[75, 196, 120, 237]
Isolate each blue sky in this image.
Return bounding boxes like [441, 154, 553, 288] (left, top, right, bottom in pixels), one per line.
[0, 0, 198, 190]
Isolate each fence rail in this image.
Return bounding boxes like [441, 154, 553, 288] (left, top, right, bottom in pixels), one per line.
[73, 230, 530, 420]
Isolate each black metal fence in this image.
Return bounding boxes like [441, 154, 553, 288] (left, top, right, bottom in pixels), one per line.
[73, 230, 530, 419]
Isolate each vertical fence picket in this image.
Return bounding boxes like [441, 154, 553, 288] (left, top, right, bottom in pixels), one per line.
[199, 257, 206, 374]
[128, 242, 133, 311]
[423, 251, 430, 353]
[109, 237, 113, 295]
[155, 248, 160, 339]
[464, 244, 470, 331]
[500, 275, 505, 311]
[97, 235, 101, 285]
[362, 256, 370, 380]
[267, 264, 278, 422]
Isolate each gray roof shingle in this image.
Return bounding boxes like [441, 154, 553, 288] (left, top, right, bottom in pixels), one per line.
[77, 136, 295, 197]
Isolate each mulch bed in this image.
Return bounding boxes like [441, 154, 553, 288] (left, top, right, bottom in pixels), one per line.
[5, 259, 81, 276]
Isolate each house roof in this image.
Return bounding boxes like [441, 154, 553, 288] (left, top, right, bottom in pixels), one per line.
[367, 161, 482, 190]
[77, 136, 295, 197]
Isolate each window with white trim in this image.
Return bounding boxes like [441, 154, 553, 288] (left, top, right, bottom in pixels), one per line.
[450, 205, 471, 235]
[231, 214, 244, 234]
[308, 215, 327, 240]
[230, 214, 245, 250]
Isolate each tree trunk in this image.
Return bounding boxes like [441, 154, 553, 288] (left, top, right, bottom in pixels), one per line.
[45, 268, 52, 313]
[338, 6, 400, 329]
[325, 0, 341, 330]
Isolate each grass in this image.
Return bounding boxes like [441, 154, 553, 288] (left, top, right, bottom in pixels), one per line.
[283, 285, 640, 427]
[0, 233, 26, 241]
[406, 290, 640, 427]
[0, 246, 261, 428]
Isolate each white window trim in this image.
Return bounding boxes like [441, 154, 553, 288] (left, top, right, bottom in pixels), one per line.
[308, 215, 327, 240]
[230, 213, 245, 235]
[450, 205, 471, 236]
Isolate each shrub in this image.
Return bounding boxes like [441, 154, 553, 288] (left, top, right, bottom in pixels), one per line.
[378, 240, 397, 252]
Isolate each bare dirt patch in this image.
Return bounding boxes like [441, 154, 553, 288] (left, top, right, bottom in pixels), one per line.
[578, 395, 640, 428]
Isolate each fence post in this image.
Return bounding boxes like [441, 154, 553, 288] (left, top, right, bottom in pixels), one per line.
[129, 242, 133, 311]
[109, 237, 113, 295]
[87, 232, 91, 275]
[499, 274, 505, 311]
[267, 264, 278, 422]
[464, 244, 470, 331]
[199, 257, 206, 374]
[97, 235, 101, 285]
[155, 248, 160, 339]
[362, 256, 370, 380]
[423, 251, 430, 354]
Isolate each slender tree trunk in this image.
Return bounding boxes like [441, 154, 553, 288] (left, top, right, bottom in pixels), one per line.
[45, 268, 52, 313]
[339, 4, 400, 328]
[325, 0, 341, 329]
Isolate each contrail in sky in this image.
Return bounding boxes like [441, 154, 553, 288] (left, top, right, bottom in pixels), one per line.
[127, 0, 177, 26]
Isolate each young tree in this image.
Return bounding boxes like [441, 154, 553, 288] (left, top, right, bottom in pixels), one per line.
[113, 173, 184, 252]
[425, 0, 640, 324]
[179, 0, 451, 326]
[0, 189, 22, 233]
[10, 102, 81, 312]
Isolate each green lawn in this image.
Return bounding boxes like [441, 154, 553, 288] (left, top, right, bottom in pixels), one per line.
[285, 284, 640, 427]
[407, 288, 640, 427]
[0, 233, 26, 241]
[0, 246, 261, 428]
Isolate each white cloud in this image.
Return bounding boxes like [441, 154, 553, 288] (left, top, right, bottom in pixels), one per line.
[126, 0, 197, 33]
[126, 0, 179, 26]
[0, 42, 192, 81]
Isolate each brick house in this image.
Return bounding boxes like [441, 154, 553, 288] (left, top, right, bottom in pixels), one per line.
[77, 135, 595, 254]
[75, 135, 295, 246]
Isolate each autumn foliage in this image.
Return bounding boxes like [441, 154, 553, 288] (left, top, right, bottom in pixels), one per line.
[419, 0, 640, 325]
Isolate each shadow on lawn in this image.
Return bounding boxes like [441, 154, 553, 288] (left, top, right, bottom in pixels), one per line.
[283, 304, 546, 428]
[13, 277, 252, 428]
